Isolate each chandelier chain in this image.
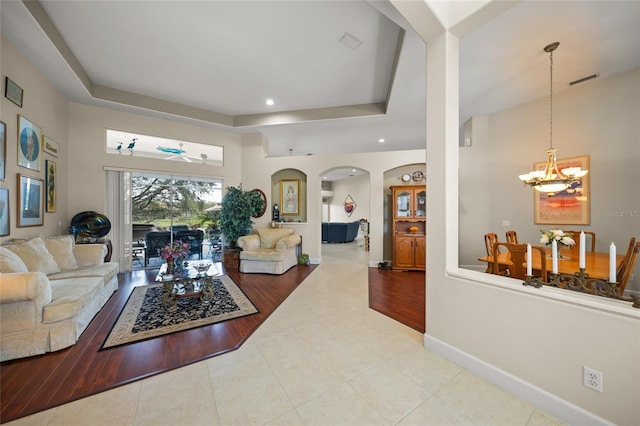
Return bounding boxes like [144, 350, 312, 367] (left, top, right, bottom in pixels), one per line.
[549, 47, 554, 150]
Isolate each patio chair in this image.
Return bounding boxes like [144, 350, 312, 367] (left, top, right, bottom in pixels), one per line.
[176, 229, 205, 259]
[144, 231, 175, 266]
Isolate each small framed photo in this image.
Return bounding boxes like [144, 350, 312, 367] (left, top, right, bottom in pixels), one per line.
[5, 77, 23, 108]
[43, 136, 59, 157]
[0, 120, 6, 180]
[45, 159, 56, 212]
[280, 179, 299, 215]
[0, 187, 9, 236]
[17, 174, 44, 227]
[18, 115, 41, 172]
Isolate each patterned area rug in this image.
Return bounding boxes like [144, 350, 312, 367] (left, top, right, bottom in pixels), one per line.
[102, 275, 258, 349]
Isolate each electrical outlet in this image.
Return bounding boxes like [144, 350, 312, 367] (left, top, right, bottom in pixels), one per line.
[502, 220, 510, 227]
[584, 367, 603, 392]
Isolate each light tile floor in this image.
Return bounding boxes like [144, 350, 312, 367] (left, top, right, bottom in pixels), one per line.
[7, 242, 565, 426]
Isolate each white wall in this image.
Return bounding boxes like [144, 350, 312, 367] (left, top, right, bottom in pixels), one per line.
[400, 2, 640, 424]
[0, 37, 70, 241]
[329, 174, 369, 223]
[459, 68, 640, 294]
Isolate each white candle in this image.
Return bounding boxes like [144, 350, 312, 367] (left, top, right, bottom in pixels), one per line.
[526, 244, 532, 276]
[579, 231, 586, 269]
[552, 239, 558, 274]
[609, 242, 616, 283]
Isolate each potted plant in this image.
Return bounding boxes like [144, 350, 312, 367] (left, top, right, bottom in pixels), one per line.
[220, 185, 264, 270]
[298, 253, 310, 266]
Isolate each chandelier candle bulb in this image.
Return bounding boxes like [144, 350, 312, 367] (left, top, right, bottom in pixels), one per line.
[526, 244, 532, 276]
[552, 239, 558, 274]
[579, 231, 586, 269]
[609, 242, 616, 283]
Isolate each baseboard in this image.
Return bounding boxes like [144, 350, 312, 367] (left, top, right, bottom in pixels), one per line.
[423, 334, 614, 426]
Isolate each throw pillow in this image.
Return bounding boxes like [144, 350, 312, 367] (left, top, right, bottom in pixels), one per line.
[0, 246, 29, 273]
[45, 235, 78, 270]
[5, 236, 61, 275]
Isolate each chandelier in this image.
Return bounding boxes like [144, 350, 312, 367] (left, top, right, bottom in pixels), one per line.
[518, 42, 588, 196]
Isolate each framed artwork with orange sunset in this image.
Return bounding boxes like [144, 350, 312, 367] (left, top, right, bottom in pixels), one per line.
[533, 154, 590, 225]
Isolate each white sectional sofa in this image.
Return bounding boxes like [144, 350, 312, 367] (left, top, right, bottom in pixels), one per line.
[0, 235, 119, 362]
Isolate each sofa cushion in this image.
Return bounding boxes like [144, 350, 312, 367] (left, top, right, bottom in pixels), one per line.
[5, 237, 61, 275]
[43, 277, 103, 323]
[256, 228, 294, 249]
[0, 247, 29, 273]
[48, 263, 119, 287]
[45, 235, 78, 270]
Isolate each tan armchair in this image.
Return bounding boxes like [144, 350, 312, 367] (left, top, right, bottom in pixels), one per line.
[237, 228, 301, 274]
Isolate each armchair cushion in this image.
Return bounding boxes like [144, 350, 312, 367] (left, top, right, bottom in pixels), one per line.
[257, 228, 294, 249]
[237, 234, 260, 251]
[0, 247, 28, 273]
[5, 236, 60, 275]
[276, 234, 301, 251]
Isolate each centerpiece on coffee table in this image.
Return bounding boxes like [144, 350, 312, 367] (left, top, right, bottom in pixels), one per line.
[161, 240, 190, 276]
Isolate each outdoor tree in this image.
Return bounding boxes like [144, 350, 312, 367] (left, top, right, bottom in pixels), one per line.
[131, 176, 219, 225]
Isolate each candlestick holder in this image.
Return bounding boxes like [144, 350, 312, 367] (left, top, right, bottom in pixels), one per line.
[523, 269, 640, 308]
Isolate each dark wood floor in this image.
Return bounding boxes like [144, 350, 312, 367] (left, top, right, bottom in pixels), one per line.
[368, 268, 426, 333]
[0, 265, 424, 424]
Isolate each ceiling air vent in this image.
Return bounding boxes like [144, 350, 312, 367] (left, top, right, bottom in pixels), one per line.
[569, 73, 599, 86]
[339, 32, 362, 50]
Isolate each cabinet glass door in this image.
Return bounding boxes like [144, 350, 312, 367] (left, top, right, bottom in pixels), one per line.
[396, 191, 411, 217]
[414, 190, 426, 217]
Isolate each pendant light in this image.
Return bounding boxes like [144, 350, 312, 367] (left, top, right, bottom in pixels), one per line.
[518, 42, 588, 196]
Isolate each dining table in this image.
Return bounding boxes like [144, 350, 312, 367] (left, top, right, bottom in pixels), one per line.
[478, 249, 625, 281]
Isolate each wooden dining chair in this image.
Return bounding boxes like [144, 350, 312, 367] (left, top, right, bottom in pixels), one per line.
[505, 230, 519, 244]
[492, 242, 547, 281]
[565, 230, 596, 258]
[484, 233, 507, 274]
[617, 240, 639, 296]
[616, 237, 636, 281]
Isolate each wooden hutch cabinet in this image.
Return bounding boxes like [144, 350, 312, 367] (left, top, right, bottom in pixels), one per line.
[391, 185, 426, 270]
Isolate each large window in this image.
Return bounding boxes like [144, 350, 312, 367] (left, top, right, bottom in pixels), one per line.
[106, 130, 223, 166]
[132, 172, 222, 231]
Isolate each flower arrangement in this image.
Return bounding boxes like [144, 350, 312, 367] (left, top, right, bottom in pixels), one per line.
[540, 228, 575, 247]
[161, 240, 190, 262]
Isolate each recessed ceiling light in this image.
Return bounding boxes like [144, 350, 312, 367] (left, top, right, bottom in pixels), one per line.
[323, 176, 327, 180]
[266, 99, 274, 106]
[378, 138, 385, 143]
[352, 169, 356, 172]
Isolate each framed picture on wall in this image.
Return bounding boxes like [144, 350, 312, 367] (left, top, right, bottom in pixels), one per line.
[0, 187, 9, 236]
[0, 120, 6, 180]
[534, 154, 590, 225]
[45, 159, 56, 212]
[280, 179, 299, 215]
[343, 194, 357, 216]
[43, 136, 59, 157]
[5, 77, 23, 108]
[17, 115, 41, 172]
[17, 174, 44, 227]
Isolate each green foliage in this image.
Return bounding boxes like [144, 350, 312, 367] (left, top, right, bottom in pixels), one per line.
[131, 175, 219, 226]
[220, 185, 264, 247]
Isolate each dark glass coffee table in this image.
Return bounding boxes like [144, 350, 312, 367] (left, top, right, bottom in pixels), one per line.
[155, 260, 220, 312]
